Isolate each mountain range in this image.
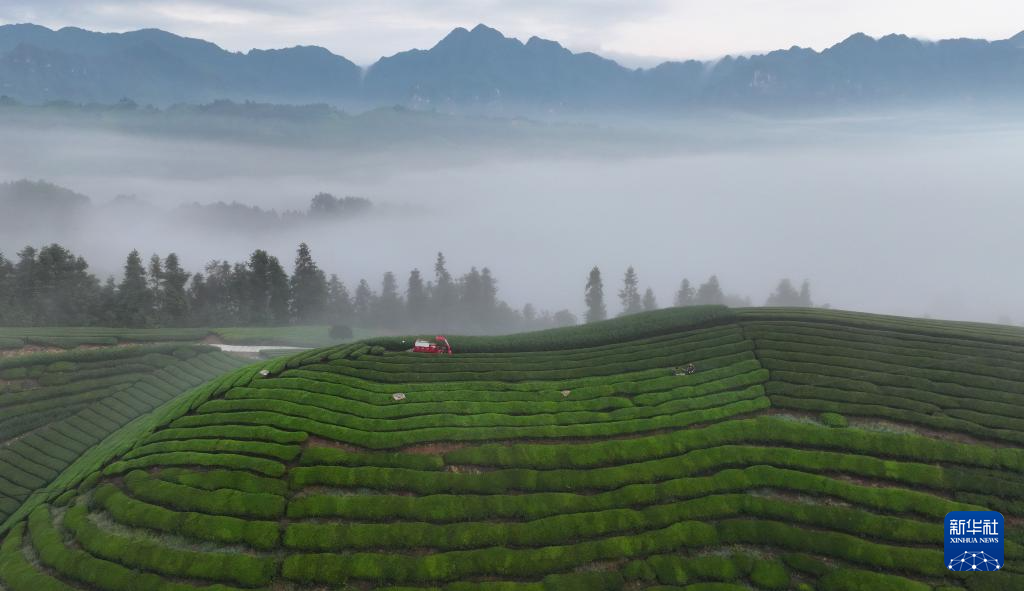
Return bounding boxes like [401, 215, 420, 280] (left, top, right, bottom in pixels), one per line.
[2, 22, 1024, 113]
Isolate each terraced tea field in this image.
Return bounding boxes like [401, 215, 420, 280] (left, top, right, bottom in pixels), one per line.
[0, 344, 246, 528]
[1, 306, 1022, 590]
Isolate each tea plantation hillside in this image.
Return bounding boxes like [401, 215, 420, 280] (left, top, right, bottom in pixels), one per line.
[0, 344, 246, 528]
[2, 306, 1023, 591]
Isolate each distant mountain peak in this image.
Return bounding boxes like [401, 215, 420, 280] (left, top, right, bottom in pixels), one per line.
[434, 23, 511, 49]
[834, 32, 875, 48]
[469, 23, 503, 37]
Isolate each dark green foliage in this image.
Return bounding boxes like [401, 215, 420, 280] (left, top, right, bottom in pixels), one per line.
[92, 484, 279, 549]
[820, 411, 848, 428]
[156, 467, 290, 495]
[749, 559, 789, 589]
[817, 568, 931, 591]
[123, 438, 301, 462]
[105, 450, 286, 477]
[584, 266, 607, 323]
[0, 523, 75, 591]
[64, 504, 276, 586]
[27, 505, 251, 591]
[123, 470, 286, 518]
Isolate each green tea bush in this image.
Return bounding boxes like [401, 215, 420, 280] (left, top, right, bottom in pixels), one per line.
[64, 504, 276, 586]
[820, 412, 848, 428]
[27, 505, 252, 591]
[156, 467, 290, 495]
[817, 568, 931, 591]
[0, 523, 74, 591]
[105, 450, 286, 477]
[282, 520, 719, 584]
[123, 438, 301, 462]
[749, 559, 790, 589]
[92, 484, 280, 549]
[145, 424, 308, 445]
[123, 470, 286, 518]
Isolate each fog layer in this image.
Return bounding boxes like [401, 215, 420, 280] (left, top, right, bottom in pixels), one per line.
[1, 111, 1021, 324]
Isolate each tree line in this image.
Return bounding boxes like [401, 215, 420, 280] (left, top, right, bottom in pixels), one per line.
[0, 243, 576, 333]
[581, 266, 813, 323]
[0, 243, 815, 331]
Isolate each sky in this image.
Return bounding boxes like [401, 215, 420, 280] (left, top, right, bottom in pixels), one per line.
[1, 0, 1023, 66]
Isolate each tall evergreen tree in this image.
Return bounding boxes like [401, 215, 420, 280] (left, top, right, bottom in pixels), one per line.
[117, 250, 151, 327]
[584, 266, 607, 323]
[459, 266, 488, 328]
[161, 253, 190, 326]
[199, 261, 235, 324]
[799, 280, 813, 307]
[432, 252, 457, 322]
[353, 279, 374, 325]
[148, 254, 164, 319]
[12, 246, 37, 321]
[376, 272, 403, 328]
[619, 266, 642, 316]
[766, 278, 801, 307]
[246, 249, 290, 325]
[229, 262, 251, 325]
[96, 276, 118, 325]
[0, 252, 16, 324]
[266, 256, 290, 325]
[186, 272, 209, 326]
[481, 268, 498, 317]
[674, 278, 695, 307]
[406, 269, 428, 327]
[289, 243, 328, 323]
[326, 275, 353, 325]
[695, 275, 724, 305]
[642, 287, 658, 311]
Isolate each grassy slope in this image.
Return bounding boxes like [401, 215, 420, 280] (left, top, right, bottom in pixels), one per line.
[1, 306, 1022, 591]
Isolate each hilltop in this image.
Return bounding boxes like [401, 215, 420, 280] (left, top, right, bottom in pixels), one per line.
[2, 23, 1024, 112]
[1, 305, 1023, 589]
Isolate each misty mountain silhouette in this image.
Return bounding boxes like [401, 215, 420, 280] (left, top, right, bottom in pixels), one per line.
[2, 22, 1023, 112]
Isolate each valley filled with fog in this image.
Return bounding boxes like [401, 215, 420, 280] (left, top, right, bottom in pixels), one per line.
[1, 108, 1022, 324]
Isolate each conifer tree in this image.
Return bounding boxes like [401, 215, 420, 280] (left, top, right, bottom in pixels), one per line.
[584, 266, 607, 323]
[0, 252, 18, 324]
[161, 253, 190, 326]
[674, 278, 695, 307]
[118, 250, 151, 327]
[695, 275, 724, 305]
[376, 271, 403, 328]
[766, 278, 801, 307]
[353, 279, 374, 325]
[289, 242, 328, 323]
[406, 268, 428, 327]
[799, 280, 814, 307]
[432, 252, 457, 321]
[619, 266, 642, 316]
[327, 274, 353, 325]
[642, 287, 658, 311]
